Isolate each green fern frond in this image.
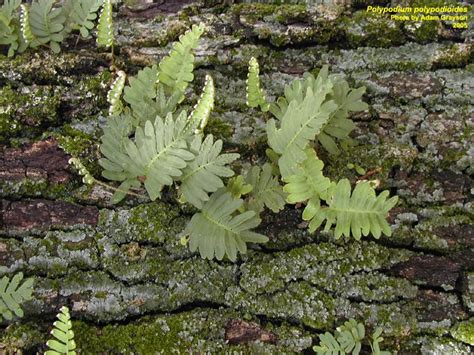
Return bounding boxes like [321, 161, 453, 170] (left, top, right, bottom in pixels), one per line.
[370, 328, 391, 355]
[283, 149, 332, 204]
[45, 306, 76, 355]
[313, 332, 342, 355]
[245, 163, 286, 214]
[187, 74, 215, 135]
[100, 112, 194, 202]
[337, 318, 365, 354]
[246, 57, 269, 112]
[158, 23, 204, 100]
[0, 0, 22, 56]
[107, 70, 126, 116]
[266, 84, 337, 178]
[179, 134, 239, 209]
[19, 4, 34, 44]
[303, 179, 398, 239]
[68, 157, 94, 185]
[96, 0, 113, 48]
[69, 0, 103, 38]
[0, 272, 34, 321]
[28, 0, 66, 53]
[185, 189, 268, 261]
[227, 175, 253, 199]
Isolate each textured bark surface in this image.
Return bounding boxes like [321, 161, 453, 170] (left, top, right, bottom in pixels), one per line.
[0, 1, 473, 353]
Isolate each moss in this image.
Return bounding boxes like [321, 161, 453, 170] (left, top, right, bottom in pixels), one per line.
[0, 322, 45, 353]
[450, 318, 474, 346]
[432, 43, 473, 70]
[230, 3, 277, 21]
[274, 5, 308, 24]
[204, 115, 234, 140]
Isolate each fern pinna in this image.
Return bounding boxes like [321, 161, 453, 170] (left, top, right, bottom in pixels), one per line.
[247, 57, 398, 240]
[0, 272, 34, 321]
[45, 306, 76, 355]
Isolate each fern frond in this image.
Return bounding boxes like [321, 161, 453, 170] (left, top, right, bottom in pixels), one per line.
[0, 0, 21, 56]
[246, 57, 269, 112]
[187, 74, 215, 135]
[45, 306, 76, 355]
[179, 134, 239, 209]
[337, 318, 365, 354]
[370, 328, 391, 355]
[185, 189, 268, 261]
[100, 112, 194, 202]
[68, 157, 94, 185]
[28, 0, 66, 53]
[313, 332, 343, 355]
[266, 84, 337, 178]
[69, 0, 103, 38]
[107, 70, 126, 116]
[158, 23, 204, 100]
[19, 4, 34, 44]
[0, 272, 34, 321]
[96, 0, 113, 48]
[283, 149, 332, 204]
[227, 175, 253, 199]
[303, 179, 398, 239]
[245, 163, 286, 214]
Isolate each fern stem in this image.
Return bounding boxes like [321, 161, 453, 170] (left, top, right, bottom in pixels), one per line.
[93, 179, 147, 199]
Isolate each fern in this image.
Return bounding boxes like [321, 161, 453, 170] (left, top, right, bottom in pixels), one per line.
[107, 70, 126, 116]
[45, 306, 76, 355]
[185, 189, 268, 261]
[96, 0, 113, 48]
[246, 57, 269, 112]
[68, 157, 94, 185]
[187, 74, 215, 135]
[19, 4, 34, 44]
[266, 84, 337, 178]
[158, 24, 204, 100]
[303, 179, 398, 239]
[100, 112, 194, 202]
[370, 328, 391, 355]
[68, 0, 103, 39]
[245, 163, 286, 214]
[314, 319, 390, 355]
[227, 175, 253, 199]
[179, 135, 239, 209]
[0, 0, 21, 57]
[0, 272, 34, 321]
[26, 0, 66, 53]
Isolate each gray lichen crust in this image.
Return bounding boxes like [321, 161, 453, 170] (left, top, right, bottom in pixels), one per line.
[0, 1, 473, 353]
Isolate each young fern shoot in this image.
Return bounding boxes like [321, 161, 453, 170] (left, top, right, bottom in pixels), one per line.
[246, 57, 270, 112]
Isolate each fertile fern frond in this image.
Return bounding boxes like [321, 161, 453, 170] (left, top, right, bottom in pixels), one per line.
[100, 112, 194, 202]
[96, 0, 113, 48]
[266, 84, 337, 178]
[69, 0, 103, 38]
[245, 163, 286, 214]
[227, 175, 253, 199]
[107, 70, 126, 116]
[28, 0, 66, 53]
[187, 74, 215, 135]
[158, 23, 204, 100]
[0, 0, 21, 56]
[185, 189, 268, 261]
[303, 179, 398, 239]
[45, 306, 76, 355]
[179, 134, 238, 209]
[283, 149, 332, 204]
[246, 57, 269, 112]
[318, 76, 368, 155]
[19, 4, 34, 44]
[0, 272, 34, 321]
[69, 157, 94, 185]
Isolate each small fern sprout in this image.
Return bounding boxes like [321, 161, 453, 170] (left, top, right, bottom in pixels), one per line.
[45, 306, 76, 355]
[68, 157, 94, 185]
[246, 57, 270, 112]
[107, 70, 126, 116]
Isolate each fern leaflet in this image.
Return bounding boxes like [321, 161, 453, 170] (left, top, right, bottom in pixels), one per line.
[96, 0, 113, 48]
[158, 24, 204, 100]
[107, 70, 126, 116]
[246, 57, 269, 112]
[0, 272, 34, 321]
[28, 0, 66, 53]
[187, 74, 215, 134]
[0, 0, 21, 57]
[227, 175, 253, 199]
[69, 0, 103, 38]
[303, 179, 398, 239]
[185, 189, 268, 261]
[179, 134, 239, 209]
[45, 306, 76, 355]
[245, 163, 286, 214]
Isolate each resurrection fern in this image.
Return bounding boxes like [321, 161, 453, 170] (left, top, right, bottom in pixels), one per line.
[313, 319, 390, 355]
[27, 0, 66, 53]
[179, 135, 239, 209]
[185, 189, 268, 261]
[158, 24, 204, 100]
[187, 74, 215, 134]
[303, 179, 398, 239]
[96, 0, 113, 48]
[0, 272, 34, 321]
[45, 306, 76, 355]
[227, 175, 253, 199]
[20, 4, 34, 44]
[107, 70, 126, 116]
[245, 163, 286, 214]
[246, 57, 269, 112]
[66, 0, 103, 38]
[0, 0, 22, 57]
